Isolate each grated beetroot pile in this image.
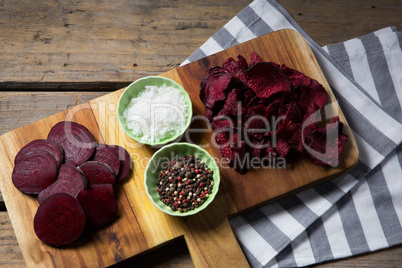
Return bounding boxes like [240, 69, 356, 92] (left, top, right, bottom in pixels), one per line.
[200, 52, 348, 173]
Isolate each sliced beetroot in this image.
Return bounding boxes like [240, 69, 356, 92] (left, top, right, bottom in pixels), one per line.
[34, 193, 86, 246]
[89, 184, 114, 197]
[204, 108, 215, 122]
[287, 124, 304, 154]
[307, 79, 328, 109]
[280, 64, 306, 89]
[250, 51, 262, 66]
[199, 67, 232, 110]
[245, 105, 269, 140]
[215, 129, 231, 147]
[245, 104, 267, 126]
[77, 190, 118, 228]
[14, 139, 64, 167]
[217, 132, 248, 173]
[93, 146, 120, 177]
[106, 145, 131, 181]
[243, 89, 256, 107]
[275, 138, 291, 157]
[38, 164, 87, 204]
[304, 117, 348, 167]
[211, 115, 235, 131]
[241, 62, 291, 99]
[216, 88, 245, 117]
[12, 149, 58, 194]
[222, 55, 248, 74]
[79, 161, 115, 184]
[248, 137, 264, 159]
[275, 102, 302, 137]
[47, 121, 96, 166]
[199, 52, 347, 172]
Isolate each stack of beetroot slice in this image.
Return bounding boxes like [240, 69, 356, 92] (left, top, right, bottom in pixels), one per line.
[12, 121, 132, 246]
[200, 52, 348, 173]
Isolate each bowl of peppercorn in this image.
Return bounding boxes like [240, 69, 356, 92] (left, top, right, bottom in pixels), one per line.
[144, 142, 220, 216]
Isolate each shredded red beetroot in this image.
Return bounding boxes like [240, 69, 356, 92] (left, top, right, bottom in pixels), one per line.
[199, 52, 348, 172]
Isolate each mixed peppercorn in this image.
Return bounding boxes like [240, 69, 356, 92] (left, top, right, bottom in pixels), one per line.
[156, 155, 214, 213]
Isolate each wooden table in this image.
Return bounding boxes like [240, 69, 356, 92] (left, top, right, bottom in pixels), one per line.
[0, 0, 401, 267]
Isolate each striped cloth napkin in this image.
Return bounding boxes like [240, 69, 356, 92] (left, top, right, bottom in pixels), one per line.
[182, 0, 402, 267]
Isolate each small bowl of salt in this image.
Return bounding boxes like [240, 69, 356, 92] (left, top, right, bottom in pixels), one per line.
[117, 76, 193, 146]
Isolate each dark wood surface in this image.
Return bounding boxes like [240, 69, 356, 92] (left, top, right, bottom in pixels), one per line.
[0, 0, 401, 267]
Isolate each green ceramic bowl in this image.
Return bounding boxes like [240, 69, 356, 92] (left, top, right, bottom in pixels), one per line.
[117, 76, 193, 146]
[144, 142, 220, 216]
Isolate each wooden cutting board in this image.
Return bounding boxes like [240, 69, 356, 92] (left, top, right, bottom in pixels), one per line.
[0, 29, 358, 267]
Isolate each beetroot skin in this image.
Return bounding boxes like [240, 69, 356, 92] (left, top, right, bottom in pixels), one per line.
[12, 149, 58, 194]
[38, 164, 88, 204]
[77, 190, 118, 228]
[34, 193, 86, 246]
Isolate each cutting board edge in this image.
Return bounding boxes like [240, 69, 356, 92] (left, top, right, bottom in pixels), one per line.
[228, 156, 358, 219]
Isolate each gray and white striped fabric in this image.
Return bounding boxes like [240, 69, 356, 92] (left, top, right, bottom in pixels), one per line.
[183, 0, 402, 267]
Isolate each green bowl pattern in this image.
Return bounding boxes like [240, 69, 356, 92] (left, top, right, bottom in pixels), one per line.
[144, 143, 220, 216]
[117, 76, 193, 146]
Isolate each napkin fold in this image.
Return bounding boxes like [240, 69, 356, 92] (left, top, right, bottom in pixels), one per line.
[183, 0, 402, 267]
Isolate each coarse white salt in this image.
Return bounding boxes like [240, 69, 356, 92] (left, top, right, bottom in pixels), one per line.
[123, 84, 189, 143]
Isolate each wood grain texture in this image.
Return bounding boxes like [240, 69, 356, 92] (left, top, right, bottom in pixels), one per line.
[280, 0, 402, 46]
[0, 212, 24, 268]
[1, 0, 401, 267]
[0, 92, 108, 136]
[0, 30, 357, 267]
[0, 0, 400, 90]
[0, 0, 251, 86]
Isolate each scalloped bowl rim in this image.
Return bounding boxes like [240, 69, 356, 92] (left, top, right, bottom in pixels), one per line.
[117, 76, 193, 146]
[144, 142, 221, 217]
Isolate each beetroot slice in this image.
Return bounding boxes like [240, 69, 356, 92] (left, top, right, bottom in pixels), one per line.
[89, 184, 114, 197]
[77, 190, 118, 228]
[199, 67, 232, 110]
[304, 117, 348, 167]
[38, 164, 88, 204]
[93, 145, 120, 177]
[241, 62, 291, 99]
[14, 139, 64, 167]
[47, 121, 96, 166]
[216, 88, 245, 117]
[12, 149, 58, 194]
[222, 55, 248, 74]
[79, 161, 115, 184]
[106, 145, 131, 181]
[250, 51, 262, 66]
[34, 193, 86, 246]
